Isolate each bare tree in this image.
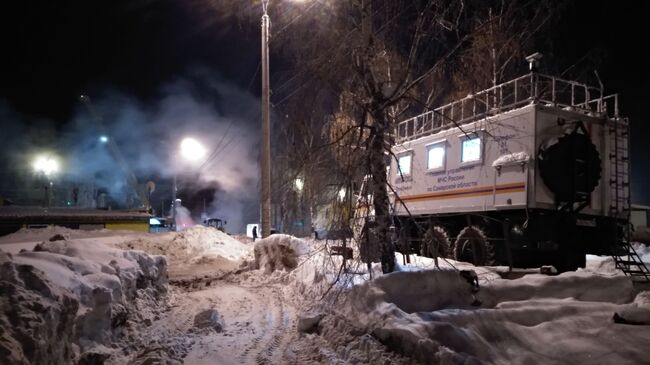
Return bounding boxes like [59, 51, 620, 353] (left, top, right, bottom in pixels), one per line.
[201, 0, 556, 273]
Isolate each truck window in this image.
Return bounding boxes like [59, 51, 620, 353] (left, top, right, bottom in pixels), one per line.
[427, 142, 446, 170]
[461, 136, 481, 163]
[397, 153, 412, 176]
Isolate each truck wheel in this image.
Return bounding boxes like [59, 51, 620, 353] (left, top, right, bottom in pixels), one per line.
[454, 226, 495, 266]
[421, 226, 451, 258]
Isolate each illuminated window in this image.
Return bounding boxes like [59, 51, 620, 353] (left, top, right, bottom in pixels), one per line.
[427, 142, 446, 170]
[397, 153, 412, 176]
[461, 136, 482, 163]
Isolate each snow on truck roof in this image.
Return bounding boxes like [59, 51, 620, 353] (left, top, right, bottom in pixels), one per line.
[396, 72, 621, 143]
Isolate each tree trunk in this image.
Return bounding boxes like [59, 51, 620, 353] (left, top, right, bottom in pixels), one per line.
[368, 114, 395, 273]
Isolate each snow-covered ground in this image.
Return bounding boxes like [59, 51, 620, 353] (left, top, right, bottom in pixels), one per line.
[0, 230, 167, 364]
[1, 227, 649, 364]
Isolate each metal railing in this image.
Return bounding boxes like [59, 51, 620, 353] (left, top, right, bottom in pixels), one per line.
[396, 73, 620, 143]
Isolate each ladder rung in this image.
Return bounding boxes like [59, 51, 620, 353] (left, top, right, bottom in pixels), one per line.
[615, 260, 644, 266]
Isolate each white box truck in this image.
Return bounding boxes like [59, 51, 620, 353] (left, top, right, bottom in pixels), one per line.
[389, 71, 639, 272]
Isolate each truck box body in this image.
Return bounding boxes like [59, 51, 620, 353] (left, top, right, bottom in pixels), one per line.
[391, 104, 616, 217]
[385, 73, 630, 270]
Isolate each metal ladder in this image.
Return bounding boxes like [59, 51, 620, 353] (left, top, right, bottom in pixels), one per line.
[608, 117, 650, 282]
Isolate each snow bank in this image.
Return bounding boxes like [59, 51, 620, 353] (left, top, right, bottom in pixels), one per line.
[616, 291, 650, 325]
[234, 238, 650, 364]
[118, 225, 249, 262]
[253, 234, 310, 273]
[480, 270, 634, 307]
[349, 269, 477, 314]
[632, 242, 650, 263]
[0, 250, 79, 364]
[116, 226, 251, 278]
[0, 237, 167, 364]
[395, 252, 502, 283]
[333, 267, 649, 364]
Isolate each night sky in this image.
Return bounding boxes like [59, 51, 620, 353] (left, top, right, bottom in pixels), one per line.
[0, 0, 648, 202]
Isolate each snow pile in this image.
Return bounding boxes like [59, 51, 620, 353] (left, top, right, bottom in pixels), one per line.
[479, 271, 633, 307]
[0, 225, 76, 242]
[616, 291, 650, 325]
[0, 250, 79, 364]
[395, 252, 502, 281]
[491, 151, 530, 167]
[253, 234, 310, 273]
[584, 254, 621, 275]
[116, 226, 251, 278]
[0, 238, 167, 364]
[331, 267, 650, 364]
[632, 242, 650, 263]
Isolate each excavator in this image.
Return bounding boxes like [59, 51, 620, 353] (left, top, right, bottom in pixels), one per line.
[79, 95, 153, 213]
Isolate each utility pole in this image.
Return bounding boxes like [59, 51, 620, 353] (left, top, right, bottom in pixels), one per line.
[260, 0, 272, 238]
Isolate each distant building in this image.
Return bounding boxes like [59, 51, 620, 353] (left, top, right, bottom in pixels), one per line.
[0, 206, 150, 236]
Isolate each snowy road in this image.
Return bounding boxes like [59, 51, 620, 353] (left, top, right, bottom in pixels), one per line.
[179, 284, 293, 365]
[135, 279, 330, 365]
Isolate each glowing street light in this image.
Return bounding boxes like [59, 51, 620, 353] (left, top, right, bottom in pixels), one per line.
[99, 135, 109, 143]
[171, 137, 207, 229]
[294, 177, 304, 192]
[338, 187, 347, 201]
[33, 155, 60, 176]
[179, 137, 207, 161]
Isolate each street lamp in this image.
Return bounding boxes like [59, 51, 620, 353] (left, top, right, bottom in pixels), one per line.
[180, 137, 207, 161]
[32, 155, 59, 176]
[260, 0, 272, 238]
[32, 154, 60, 207]
[171, 137, 206, 229]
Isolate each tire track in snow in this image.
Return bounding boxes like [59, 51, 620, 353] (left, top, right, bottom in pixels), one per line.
[237, 288, 279, 364]
[254, 289, 287, 365]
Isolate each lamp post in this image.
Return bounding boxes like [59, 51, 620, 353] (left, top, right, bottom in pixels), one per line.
[260, 0, 309, 238]
[260, 0, 272, 238]
[171, 137, 206, 229]
[32, 155, 60, 207]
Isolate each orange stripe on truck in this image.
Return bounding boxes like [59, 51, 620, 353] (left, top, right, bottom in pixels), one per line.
[401, 182, 526, 202]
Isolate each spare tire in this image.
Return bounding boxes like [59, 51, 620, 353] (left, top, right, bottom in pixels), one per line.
[421, 225, 451, 258]
[538, 129, 601, 202]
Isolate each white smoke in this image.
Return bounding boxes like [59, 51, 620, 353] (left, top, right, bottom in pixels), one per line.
[0, 69, 261, 233]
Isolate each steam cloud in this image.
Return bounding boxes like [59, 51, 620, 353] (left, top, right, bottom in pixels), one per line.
[0, 69, 260, 233]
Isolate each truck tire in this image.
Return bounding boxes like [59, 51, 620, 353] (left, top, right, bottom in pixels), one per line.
[421, 226, 451, 258]
[454, 226, 495, 266]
